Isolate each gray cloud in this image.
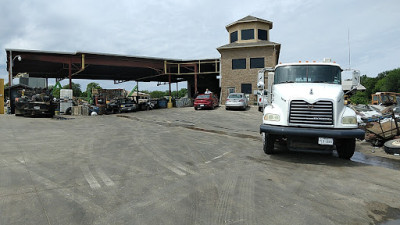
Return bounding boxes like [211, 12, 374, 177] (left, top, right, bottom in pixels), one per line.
[1, 0, 399, 89]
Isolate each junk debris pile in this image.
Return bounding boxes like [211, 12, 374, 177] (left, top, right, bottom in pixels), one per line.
[14, 88, 57, 117]
[351, 104, 400, 148]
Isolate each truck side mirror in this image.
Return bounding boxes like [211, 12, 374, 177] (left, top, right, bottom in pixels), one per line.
[257, 81, 264, 89]
[257, 70, 265, 89]
[352, 70, 360, 88]
[267, 72, 274, 104]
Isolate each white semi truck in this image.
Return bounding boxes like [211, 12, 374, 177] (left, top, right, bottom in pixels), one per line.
[259, 59, 365, 159]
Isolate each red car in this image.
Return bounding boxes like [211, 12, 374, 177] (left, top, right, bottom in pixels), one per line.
[194, 93, 219, 110]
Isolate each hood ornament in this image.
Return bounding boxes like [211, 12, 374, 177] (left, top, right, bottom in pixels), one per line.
[310, 88, 313, 95]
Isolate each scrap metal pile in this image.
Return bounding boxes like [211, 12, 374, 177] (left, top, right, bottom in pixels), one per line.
[14, 88, 57, 117]
[351, 103, 400, 148]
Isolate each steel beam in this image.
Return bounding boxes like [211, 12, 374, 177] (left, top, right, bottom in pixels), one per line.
[69, 59, 72, 89]
[194, 64, 198, 94]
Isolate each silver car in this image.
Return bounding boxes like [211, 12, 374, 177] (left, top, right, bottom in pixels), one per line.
[225, 93, 248, 110]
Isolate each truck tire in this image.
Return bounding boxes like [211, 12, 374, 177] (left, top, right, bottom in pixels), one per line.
[336, 139, 355, 159]
[262, 133, 275, 154]
[65, 107, 72, 115]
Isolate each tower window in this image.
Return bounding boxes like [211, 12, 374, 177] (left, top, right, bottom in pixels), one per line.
[232, 59, 246, 69]
[241, 83, 252, 94]
[250, 58, 265, 68]
[230, 31, 238, 43]
[241, 29, 254, 40]
[258, 29, 267, 40]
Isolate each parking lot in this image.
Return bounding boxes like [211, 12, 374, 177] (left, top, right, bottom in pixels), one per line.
[1, 106, 400, 225]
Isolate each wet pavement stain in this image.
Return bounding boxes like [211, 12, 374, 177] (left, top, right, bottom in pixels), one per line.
[366, 201, 400, 225]
[351, 152, 400, 171]
[184, 126, 260, 141]
[116, 114, 261, 141]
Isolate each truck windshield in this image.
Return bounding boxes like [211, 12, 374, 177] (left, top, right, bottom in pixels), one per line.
[274, 65, 342, 84]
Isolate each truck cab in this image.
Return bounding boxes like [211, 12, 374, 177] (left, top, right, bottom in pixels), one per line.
[259, 59, 365, 159]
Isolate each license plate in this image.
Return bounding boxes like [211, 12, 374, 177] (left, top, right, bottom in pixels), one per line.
[34, 106, 40, 110]
[318, 137, 333, 145]
[200, 104, 204, 107]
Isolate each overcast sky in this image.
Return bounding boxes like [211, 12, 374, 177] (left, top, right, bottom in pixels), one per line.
[1, 0, 399, 91]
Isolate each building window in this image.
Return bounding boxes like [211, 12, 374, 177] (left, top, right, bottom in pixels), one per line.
[230, 31, 238, 43]
[232, 58, 246, 70]
[241, 83, 252, 94]
[228, 87, 236, 94]
[250, 58, 265, 69]
[258, 29, 267, 40]
[241, 29, 254, 40]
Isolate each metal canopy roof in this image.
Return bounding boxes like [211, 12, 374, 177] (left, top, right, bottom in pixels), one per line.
[5, 49, 220, 83]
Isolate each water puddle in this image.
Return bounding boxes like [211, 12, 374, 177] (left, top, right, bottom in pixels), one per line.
[351, 152, 400, 170]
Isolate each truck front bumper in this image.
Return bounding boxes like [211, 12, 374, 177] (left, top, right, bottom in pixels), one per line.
[260, 124, 365, 140]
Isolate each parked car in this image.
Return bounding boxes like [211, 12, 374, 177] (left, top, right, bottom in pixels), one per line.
[225, 93, 248, 110]
[194, 93, 219, 110]
[107, 98, 137, 113]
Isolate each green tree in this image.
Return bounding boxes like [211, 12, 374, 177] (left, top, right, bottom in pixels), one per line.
[171, 88, 188, 98]
[80, 91, 88, 98]
[48, 85, 60, 98]
[360, 75, 377, 99]
[357, 68, 400, 104]
[350, 91, 369, 105]
[86, 82, 102, 95]
[377, 70, 389, 79]
[373, 79, 386, 93]
[382, 68, 400, 92]
[150, 91, 168, 99]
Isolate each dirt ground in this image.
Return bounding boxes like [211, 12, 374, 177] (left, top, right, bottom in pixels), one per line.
[1, 106, 399, 225]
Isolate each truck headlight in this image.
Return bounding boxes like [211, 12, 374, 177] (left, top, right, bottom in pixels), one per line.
[264, 113, 280, 121]
[342, 116, 357, 124]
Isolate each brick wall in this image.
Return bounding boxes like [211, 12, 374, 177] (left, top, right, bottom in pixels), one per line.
[219, 46, 277, 105]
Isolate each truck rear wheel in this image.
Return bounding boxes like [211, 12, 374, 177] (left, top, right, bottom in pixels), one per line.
[336, 139, 355, 159]
[262, 133, 275, 154]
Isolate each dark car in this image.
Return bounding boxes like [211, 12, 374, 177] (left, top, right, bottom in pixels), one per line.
[194, 93, 219, 110]
[107, 98, 137, 114]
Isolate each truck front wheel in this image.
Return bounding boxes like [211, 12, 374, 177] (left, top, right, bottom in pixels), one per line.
[262, 133, 275, 154]
[336, 139, 356, 159]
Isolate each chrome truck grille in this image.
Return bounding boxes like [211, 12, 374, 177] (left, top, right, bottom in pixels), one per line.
[289, 100, 333, 126]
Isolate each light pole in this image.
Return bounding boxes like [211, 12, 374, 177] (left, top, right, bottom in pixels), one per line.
[8, 51, 22, 86]
[8, 51, 21, 114]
